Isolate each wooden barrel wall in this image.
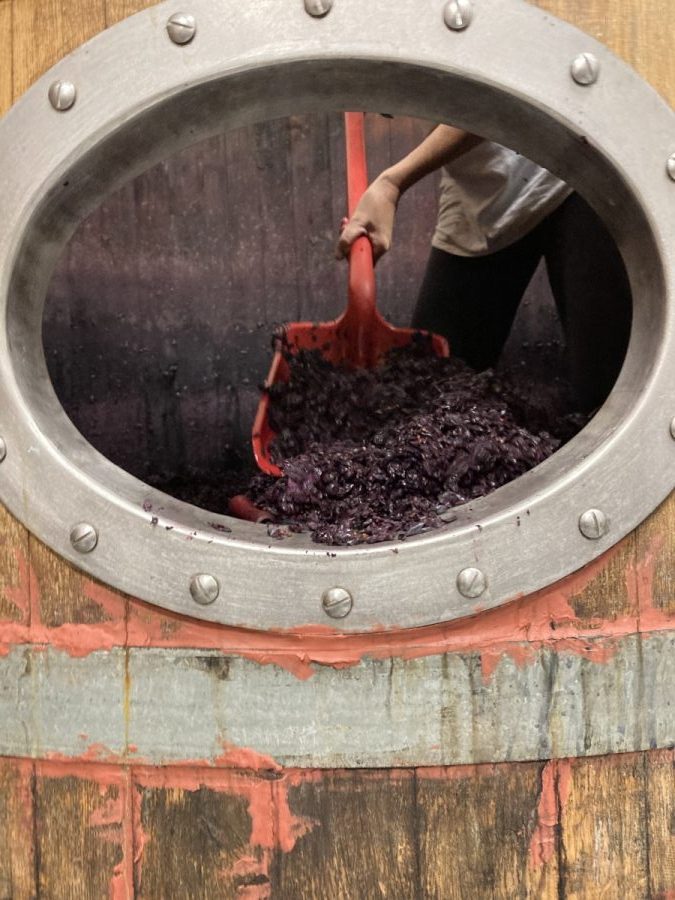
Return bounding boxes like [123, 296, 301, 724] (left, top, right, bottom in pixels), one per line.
[0, 0, 674, 897]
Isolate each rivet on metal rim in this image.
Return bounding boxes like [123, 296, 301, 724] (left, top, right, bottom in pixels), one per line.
[48, 81, 77, 112]
[166, 12, 196, 45]
[579, 508, 609, 540]
[667, 155, 675, 183]
[190, 573, 220, 606]
[443, 0, 473, 30]
[0, 437, 6, 463]
[70, 522, 98, 554]
[304, 0, 333, 17]
[571, 52, 600, 86]
[456, 567, 487, 599]
[322, 587, 353, 619]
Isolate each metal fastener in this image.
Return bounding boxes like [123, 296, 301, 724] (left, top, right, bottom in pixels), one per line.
[457, 567, 487, 599]
[667, 154, 675, 183]
[70, 522, 98, 553]
[190, 573, 220, 605]
[579, 508, 609, 540]
[48, 80, 77, 112]
[322, 587, 353, 619]
[571, 52, 600, 86]
[304, 0, 333, 17]
[669, 416, 675, 439]
[443, 0, 473, 31]
[166, 12, 196, 45]
[0, 438, 5, 463]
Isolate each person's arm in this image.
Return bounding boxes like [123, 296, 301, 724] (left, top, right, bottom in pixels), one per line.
[336, 125, 483, 261]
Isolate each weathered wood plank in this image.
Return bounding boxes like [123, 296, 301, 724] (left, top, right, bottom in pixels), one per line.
[11, 0, 106, 98]
[416, 761, 558, 899]
[274, 770, 418, 899]
[34, 767, 131, 898]
[136, 779, 259, 899]
[559, 754, 650, 898]
[567, 532, 638, 623]
[0, 503, 31, 627]
[636, 491, 675, 617]
[0, 759, 36, 900]
[645, 749, 675, 897]
[0, 1, 12, 116]
[105, 0, 153, 27]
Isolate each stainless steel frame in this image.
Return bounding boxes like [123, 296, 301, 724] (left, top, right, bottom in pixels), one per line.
[0, 0, 673, 632]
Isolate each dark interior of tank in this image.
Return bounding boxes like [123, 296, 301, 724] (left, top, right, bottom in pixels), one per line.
[42, 113, 624, 540]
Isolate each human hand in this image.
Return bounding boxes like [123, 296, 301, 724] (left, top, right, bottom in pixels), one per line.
[335, 173, 401, 263]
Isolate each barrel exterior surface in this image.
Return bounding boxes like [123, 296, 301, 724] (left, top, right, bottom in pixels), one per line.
[0, 0, 674, 897]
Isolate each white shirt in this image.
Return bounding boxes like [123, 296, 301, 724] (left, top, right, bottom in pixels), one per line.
[432, 141, 572, 257]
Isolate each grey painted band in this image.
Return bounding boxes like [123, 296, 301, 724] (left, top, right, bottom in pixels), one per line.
[0, 0, 673, 630]
[0, 635, 672, 768]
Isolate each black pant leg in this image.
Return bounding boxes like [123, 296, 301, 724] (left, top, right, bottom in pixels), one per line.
[411, 230, 546, 371]
[543, 193, 632, 412]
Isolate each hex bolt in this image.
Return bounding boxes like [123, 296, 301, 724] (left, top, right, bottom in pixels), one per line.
[166, 12, 196, 45]
[304, 0, 333, 17]
[571, 52, 600, 86]
[190, 573, 220, 606]
[578, 508, 609, 540]
[456, 567, 487, 599]
[667, 154, 675, 183]
[0, 437, 6, 463]
[322, 587, 353, 619]
[70, 522, 98, 554]
[48, 80, 77, 112]
[443, 0, 473, 31]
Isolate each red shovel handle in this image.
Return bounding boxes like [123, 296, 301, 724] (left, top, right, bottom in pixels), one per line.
[344, 112, 377, 334]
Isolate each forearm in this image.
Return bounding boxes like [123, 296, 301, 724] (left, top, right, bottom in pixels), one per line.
[380, 125, 483, 194]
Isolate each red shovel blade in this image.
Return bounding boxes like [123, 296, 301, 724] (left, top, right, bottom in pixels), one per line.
[251, 111, 449, 478]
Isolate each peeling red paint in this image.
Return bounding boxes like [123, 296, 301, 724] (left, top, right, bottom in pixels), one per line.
[0, 531, 672, 683]
[214, 742, 282, 773]
[528, 759, 572, 868]
[2, 551, 32, 622]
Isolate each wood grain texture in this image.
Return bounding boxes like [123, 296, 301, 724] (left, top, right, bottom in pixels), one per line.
[416, 763, 558, 900]
[274, 771, 418, 899]
[0, 504, 30, 626]
[0, 1, 11, 115]
[137, 784, 255, 899]
[0, 760, 35, 900]
[645, 750, 675, 897]
[560, 754, 650, 899]
[34, 771, 129, 899]
[105, 0, 153, 27]
[636, 491, 675, 616]
[11, 0, 105, 98]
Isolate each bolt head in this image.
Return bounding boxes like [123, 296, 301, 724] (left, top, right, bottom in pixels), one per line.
[667, 155, 675, 183]
[48, 80, 77, 112]
[304, 0, 333, 17]
[443, 0, 473, 31]
[0, 437, 6, 463]
[669, 416, 675, 440]
[190, 573, 220, 606]
[457, 567, 487, 599]
[571, 52, 600, 86]
[70, 522, 98, 554]
[167, 12, 196, 45]
[322, 587, 353, 619]
[579, 508, 609, 540]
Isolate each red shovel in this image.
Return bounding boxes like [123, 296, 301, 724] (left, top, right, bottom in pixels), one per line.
[251, 111, 449, 478]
